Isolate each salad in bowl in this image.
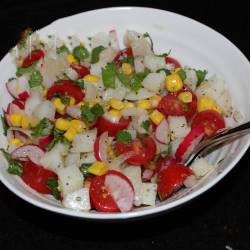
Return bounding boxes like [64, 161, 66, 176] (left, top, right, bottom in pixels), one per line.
[0, 27, 240, 213]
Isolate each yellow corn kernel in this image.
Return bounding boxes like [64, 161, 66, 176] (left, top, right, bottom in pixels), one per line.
[29, 117, 39, 127]
[69, 97, 76, 105]
[88, 161, 108, 176]
[64, 127, 77, 141]
[173, 67, 181, 73]
[18, 58, 24, 67]
[9, 113, 22, 127]
[178, 92, 193, 103]
[197, 96, 222, 113]
[67, 54, 77, 63]
[52, 98, 66, 114]
[165, 73, 183, 92]
[107, 145, 116, 160]
[108, 109, 122, 118]
[149, 110, 165, 125]
[123, 102, 135, 109]
[77, 101, 84, 107]
[9, 138, 24, 146]
[150, 95, 162, 108]
[70, 119, 86, 133]
[122, 63, 133, 75]
[108, 98, 124, 110]
[137, 99, 152, 110]
[55, 118, 71, 131]
[21, 115, 31, 130]
[84, 74, 100, 83]
[43, 87, 48, 97]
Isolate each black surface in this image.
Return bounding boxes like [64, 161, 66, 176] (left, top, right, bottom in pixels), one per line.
[1, 1, 250, 250]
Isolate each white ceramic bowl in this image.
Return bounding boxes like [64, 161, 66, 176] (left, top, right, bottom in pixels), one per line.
[0, 7, 250, 220]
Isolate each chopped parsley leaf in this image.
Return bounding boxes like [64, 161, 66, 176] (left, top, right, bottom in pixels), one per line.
[116, 130, 132, 143]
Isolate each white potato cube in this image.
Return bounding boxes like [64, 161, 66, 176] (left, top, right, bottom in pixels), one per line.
[62, 188, 91, 211]
[71, 129, 97, 153]
[190, 157, 214, 178]
[58, 165, 84, 196]
[142, 72, 165, 92]
[141, 183, 157, 206]
[123, 166, 143, 206]
[65, 153, 80, 167]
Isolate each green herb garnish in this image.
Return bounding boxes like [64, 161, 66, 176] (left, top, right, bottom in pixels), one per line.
[116, 130, 132, 143]
[16, 65, 35, 77]
[141, 120, 150, 132]
[32, 118, 53, 137]
[47, 128, 70, 151]
[47, 177, 61, 200]
[156, 68, 171, 76]
[0, 149, 23, 176]
[196, 69, 208, 86]
[73, 45, 89, 61]
[73, 79, 85, 89]
[91, 45, 105, 63]
[79, 163, 92, 177]
[143, 32, 154, 52]
[116, 72, 131, 88]
[130, 72, 147, 92]
[59, 95, 70, 105]
[177, 69, 186, 81]
[57, 44, 70, 54]
[81, 103, 104, 123]
[102, 63, 117, 88]
[121, 56, 134, 65]
[28, 70, 43, 88]
[160, 143, 172, 158]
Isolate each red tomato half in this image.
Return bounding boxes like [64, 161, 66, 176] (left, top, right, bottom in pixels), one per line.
[71, 63, 90, 78]
[22, 160, 57, 194]
[165, 56, 181, 68]
[191, 110, 225, 136]
[46, 80, 84, 103]
[115, 137, 156, 165]
[157, 163, 192, 200]
[154, 156, 177, 175]
[113, 47, 133, 65]
[96, 116, 130, 137]
[157, 92, 197, 120]
[22, 50, 45, 68]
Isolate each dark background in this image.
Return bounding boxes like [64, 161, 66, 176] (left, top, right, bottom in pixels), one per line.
[0, 1, 250, 250]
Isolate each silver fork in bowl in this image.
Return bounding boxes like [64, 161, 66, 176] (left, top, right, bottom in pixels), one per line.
[184, 121, 250, 166]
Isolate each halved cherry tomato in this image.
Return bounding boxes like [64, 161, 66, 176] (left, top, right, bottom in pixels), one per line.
[46, 80, 84, 103]
[22, 50, 45, 68]
[38, 135, 53, 148]
[113, 47, 133, 65]
[89, 171, 119, 212]
[22, 160, 57, 194]
[95, 116, 130, 137]
[165, 56, 181, 68]
[71, 62, 90, 79]
[154, 156, 177, 175]
[115, 136, 156, 165]
[157, 163, 192, 200]
[191, 110, 225, 136]
[157, 92, 197, 119]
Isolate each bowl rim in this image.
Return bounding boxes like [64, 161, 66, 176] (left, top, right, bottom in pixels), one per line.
[0, 6, 250, 220]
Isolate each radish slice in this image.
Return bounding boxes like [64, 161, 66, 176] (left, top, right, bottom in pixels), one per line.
[11, 144, 45, 165]
[155, 119, 170, 144]
[104, 170, 134, 212]
[94, 131, 111, 162]
[66, 105, 81, 119]
[7, 100, 24, 114]
[108, 152, 134, 171]
[6, 76, 30, 100]
[38, 135, 53, 147]
[8, 128, 32, 138]
[142, 169, 154, 182]
[175, 127, 205, 162]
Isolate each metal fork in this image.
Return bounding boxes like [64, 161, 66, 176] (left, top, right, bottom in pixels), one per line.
[184, 121, 250, 166]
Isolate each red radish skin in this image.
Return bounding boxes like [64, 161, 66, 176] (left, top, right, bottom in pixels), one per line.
[7, 100, 25, 113]
[94, 132, 109, 162]
[155, 119, 170, 144]
[175, 126, 205, 162]
[142, 169, 154, 182]
[38, 135, 53, 147]
[11, 144, 45, 165]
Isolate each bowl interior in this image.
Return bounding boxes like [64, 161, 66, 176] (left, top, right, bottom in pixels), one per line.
[0, 7, 250, 220]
